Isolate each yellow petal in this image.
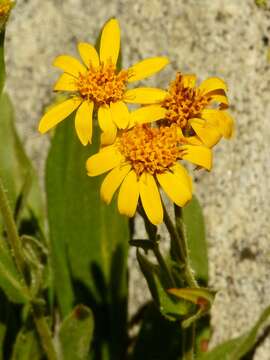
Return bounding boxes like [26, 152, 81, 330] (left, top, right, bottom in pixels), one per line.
[128, 57, 169, 83]
[101, 164, 131, 204]
[199, 77, 227, 93]
[201, 109, 234, 138]
[86, 146, 122, 176]
[157, 171, 192, 207]
[118, 170, 139, 217]
[99, 18, 120, 65]
[53, 55, 86, 77]
[98, 106, 117, 145]
[130, 104, 166, 125]
[75, 101, 94, 145]
[200, 109, 220, 127]
[124, 88, 167, 104]
[54, 73, 78, 92]
[100, 128, 117, 146]
[183, 74, 196, 88]
[185, 136, 203, 146]
[181, 145, 212, 171]
[139, 173, 163, 225]
[219, 111, 235, 138]
[189, 118, 222, 148]
[78, 42, 100, 68]
[110, 101, 130, 129]
[172, 163, 193, 193]
[38, 97, 81, 133]
[208, 90, 229, 108]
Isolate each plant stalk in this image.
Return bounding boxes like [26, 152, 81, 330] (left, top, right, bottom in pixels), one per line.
[0, 178, 25, 276]
[32, 305, 58, 360]
[182, 323, 195, 360]
[0, 177, 58, 360]
[163, 204, 198, 288]
[138, 204, 175, 287]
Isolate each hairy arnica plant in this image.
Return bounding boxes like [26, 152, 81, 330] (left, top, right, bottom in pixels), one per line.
[0, 8, 269, 360]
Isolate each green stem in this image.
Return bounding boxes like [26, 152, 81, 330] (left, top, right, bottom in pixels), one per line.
[138, 205, 175, 287]
[0, 178, 25, 276]
[0, 177, 58, 360]
[152, 241, 176, 287]
[163, 204, 198, 288]
[32, 305, 58, 360]
[182, 324, 195, 360]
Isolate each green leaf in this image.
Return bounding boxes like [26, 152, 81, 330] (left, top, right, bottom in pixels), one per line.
[46, 119, 129, 358]
[182, 196, 208, 284]
[168, 287, 215, 328]
[168, 287, 215, 306]
[11, 327, 42, 360]
[0, 93, 44, 235]
[132, 302, 183, 360]
[137, 249, 191, 320]
[59, 305, 94, 360]
[0, 30, 5, 96]
[0, 241, 29, 303]
[198, 305, 270, 360]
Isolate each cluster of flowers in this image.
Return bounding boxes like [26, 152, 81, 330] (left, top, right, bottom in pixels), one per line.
[39, 19, 234, 225]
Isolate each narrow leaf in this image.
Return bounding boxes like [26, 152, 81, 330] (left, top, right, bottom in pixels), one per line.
[0, 242, 29, 303]
[182, 196, 208, 284]
[11, 328, 42, 360]
[59, 305, 94, 360]
[0, 93, 44, 235]
[46, 118, 129, 357]
[198, 305, 270, 360]
[137, 249, 191, 320]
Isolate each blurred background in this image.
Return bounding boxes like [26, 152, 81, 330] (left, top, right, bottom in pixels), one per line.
[4, 0, 270, 358]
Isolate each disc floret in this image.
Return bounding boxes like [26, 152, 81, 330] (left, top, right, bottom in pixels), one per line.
[118, 125, 182, 176]
[76, 62, 129, 106]
[162, 73, 211, 129]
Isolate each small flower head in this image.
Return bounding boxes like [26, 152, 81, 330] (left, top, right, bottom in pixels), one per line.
[86, 123, 212, 225]
[161, 72, 235, 147]
[162, 73, 211, 130]
[125, 72, 235, 149]
[38, 18, 169, 146]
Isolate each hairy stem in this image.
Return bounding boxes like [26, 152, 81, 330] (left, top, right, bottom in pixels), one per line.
[0, 177, 58, 360]
[139, 204, 175, 287]
[0, 179, 25, 276]
[163, 204, 198, 288]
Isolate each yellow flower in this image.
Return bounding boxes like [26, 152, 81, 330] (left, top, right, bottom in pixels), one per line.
[38, 18, 169, 146]
[86, 124, 212, 225]
[131, 72, 235, 148]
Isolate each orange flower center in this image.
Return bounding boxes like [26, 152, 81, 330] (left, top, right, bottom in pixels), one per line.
[162, 73, 211, 131]
[118, 125, 182, 176]
[76, 63, 128, 106]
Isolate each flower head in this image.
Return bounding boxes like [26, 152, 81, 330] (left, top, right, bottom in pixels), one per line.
[86, 123, 212, 225]
[161, 73, 234, 147]
[130, 72, 235, 148]
[38, 18, 169, 146]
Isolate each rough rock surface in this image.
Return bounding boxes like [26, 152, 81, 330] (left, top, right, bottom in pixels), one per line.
[5, 0, 270, 358]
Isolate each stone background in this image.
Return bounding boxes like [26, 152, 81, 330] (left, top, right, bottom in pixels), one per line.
[4, 0, 270, 358]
